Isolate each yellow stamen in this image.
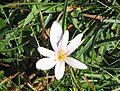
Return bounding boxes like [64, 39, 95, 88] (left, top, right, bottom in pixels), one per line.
[56, 49, 67, 61]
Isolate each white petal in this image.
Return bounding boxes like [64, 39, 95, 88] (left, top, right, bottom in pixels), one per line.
[66, 57, 87, 69]
[59, 30, 69, 50]
[55, 61, 65, 80]
[36, 58, 56, 70]
[67, 33, 83, 55]
[50, 21, 63, 52]
[37, 47, 55, 57]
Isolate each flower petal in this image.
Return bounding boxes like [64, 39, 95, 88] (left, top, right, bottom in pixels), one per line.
[50, 21, 63, 52]
[37, 47, 55, 57]
[36, 58, 56, 70]
[59, 30, 69, 50]
[67, 33, 83, 55]
[66, 57, 87, 69]
[55, 61, 65, 80]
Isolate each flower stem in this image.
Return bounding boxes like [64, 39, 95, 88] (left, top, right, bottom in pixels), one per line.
[70, 68, 80, 89]
[30, 25, 40, 47]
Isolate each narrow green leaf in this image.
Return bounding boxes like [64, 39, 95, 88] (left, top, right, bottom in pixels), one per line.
[77, 36, 94, 58]
[103, 19, 120, 23]
[0, 41, 29, 52]
[0, 29, 18, 37]
[0, 18, 6, 29]
[62, 0, 68, 30]
[23, 5, 39, 27]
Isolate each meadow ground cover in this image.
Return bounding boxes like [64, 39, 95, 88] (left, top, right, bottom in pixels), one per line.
[0, 0, 120, 91]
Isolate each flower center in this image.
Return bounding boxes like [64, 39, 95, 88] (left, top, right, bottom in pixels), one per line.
[56, 49, 67, 61]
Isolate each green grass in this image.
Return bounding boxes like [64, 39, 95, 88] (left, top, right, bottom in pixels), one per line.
[0, 0, 120, 90]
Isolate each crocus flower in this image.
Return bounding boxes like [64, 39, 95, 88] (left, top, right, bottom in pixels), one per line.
[36, 21, 87, 80]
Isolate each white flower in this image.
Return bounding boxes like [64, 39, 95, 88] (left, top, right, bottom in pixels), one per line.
[36, 21, 87, 80]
